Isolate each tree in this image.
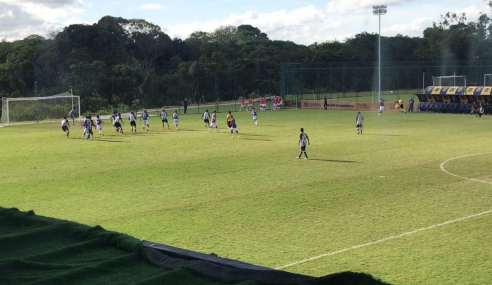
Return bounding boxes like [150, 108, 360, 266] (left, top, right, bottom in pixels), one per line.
[121, 19, 172, 97]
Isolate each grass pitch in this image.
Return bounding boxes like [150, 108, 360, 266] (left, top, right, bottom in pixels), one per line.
[1, 109, 491, 284]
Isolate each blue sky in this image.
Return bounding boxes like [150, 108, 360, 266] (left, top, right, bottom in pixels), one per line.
[0, 0, 491, 44]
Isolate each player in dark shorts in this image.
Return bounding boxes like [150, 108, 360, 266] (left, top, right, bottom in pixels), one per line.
[129, 112, 137, 133]
[297, 128, 310, 159]
[227, 111, 232, 128]
[160, 109, 170, 130]
[114, 113, 124, 134]
[203, 110, 210, 128]
[61, 116, 70, 138]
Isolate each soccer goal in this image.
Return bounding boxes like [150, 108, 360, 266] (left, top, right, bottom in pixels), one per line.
[1, 91, 80, 126]
[432, 75, 466, 87]
[484, 74, 492, 86]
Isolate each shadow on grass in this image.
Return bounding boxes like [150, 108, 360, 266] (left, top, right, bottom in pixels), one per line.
[240, 138, 274, 142]
[364, 134, 403, 137]
[242, 133, 267, 137]
[309, 159, 358, 163]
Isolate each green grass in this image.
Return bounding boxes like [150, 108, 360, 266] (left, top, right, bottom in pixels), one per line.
[1, 109, 491, 284]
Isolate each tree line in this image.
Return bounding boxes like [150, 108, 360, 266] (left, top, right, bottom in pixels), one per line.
[0, 11, 491, 112]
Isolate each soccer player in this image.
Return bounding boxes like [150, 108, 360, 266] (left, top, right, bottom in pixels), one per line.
[230, 116, 240, 139]
[399, 97, 406, 113]
[240, 99, 246, 112]
[203, 110, 210, 128]
[226, 111, 232, 128]
[272, 96, 277, 111]
[173, 111, 179, 129]
[82, 116, 93, 140]
[89, 115, 96, 137]
[476, 104, 484, 119]
[209, 110, 219, 132]
[276, 97, 281, 110]
[96, 115, 103, 135]
[129, 112, 137, 133]
[248, 97, 253, 111]
[141, 110, 150, 131]
[356, 112, 364, 135]
[114, 113, 124, 134]
[111, 111, 117, 132]
[252, 108, 258, 126]
[61, 116, 70, 138]
[378, 98, 385, 118]
[297, 128, 310, 159]
[68, 108, 75, 125]
[160, 109, 170, 130]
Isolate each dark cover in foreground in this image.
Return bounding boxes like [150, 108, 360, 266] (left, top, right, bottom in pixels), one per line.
[0, 207, 389, 285]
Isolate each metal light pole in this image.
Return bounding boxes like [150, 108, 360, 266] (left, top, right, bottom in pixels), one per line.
[373, 5, 387, 102]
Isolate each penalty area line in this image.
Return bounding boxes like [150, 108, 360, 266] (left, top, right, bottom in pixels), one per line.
[276, 153, 492, 270]
[276, 209, 492, 270]
[439, 152, 492, 185]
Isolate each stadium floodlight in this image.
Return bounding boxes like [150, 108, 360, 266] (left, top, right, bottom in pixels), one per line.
[484, 74, 492, 86]
[1, 91, 80, 126]
[373, 5, 387, 102]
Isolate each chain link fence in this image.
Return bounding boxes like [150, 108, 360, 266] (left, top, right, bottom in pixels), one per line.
[6, 61, 490, 116]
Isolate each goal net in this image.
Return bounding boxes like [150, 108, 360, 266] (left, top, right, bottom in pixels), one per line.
[484, 74, 492, 86]
[432, 75, 466, 86]
[1, 92, 80, 126]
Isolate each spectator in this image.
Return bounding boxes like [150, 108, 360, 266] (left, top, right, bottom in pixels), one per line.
[324, 96, 328, 110]
[183, 98, 188, 115]
[408, 97, 414, 113]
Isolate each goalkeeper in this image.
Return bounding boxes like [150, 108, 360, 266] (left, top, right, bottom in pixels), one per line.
[68, 108, 76, 125]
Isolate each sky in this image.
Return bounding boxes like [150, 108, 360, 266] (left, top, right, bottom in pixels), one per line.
[0, 0, 491, 45]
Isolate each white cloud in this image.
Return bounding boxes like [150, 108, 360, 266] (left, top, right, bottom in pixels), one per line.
[0, 0, 85, 40]
[326, 0, 416, 14]
[141, 4, 162, 10]
[455, 3, 492, 21]
[382, 17, 433, 36]
[165, 5, 344, 45]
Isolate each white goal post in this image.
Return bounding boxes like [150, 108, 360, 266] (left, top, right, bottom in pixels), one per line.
[484, 74, 492, 87]
[432, 75, 466, 87]
[1, 92, 81, 126]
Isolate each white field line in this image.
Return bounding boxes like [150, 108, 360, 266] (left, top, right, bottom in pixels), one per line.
[276, 153, 492, 270]
[439, 153, 492, 185]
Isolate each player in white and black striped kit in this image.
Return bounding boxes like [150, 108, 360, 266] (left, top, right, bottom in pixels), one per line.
[356, 112, 364, 135]
[61, 116, 70, 138]
[114, 113, 124, 134]
[202, 110, 210, 128]
[160, 109, 170, 130]
[129, 112, 137, 133]
[296, 128, 310, 159]
[82, 116, 93, 140]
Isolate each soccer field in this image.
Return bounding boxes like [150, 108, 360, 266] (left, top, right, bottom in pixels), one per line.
[1, 109, 491, 284]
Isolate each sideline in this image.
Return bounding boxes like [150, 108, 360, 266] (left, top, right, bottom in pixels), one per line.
[276, 153, 492, 270]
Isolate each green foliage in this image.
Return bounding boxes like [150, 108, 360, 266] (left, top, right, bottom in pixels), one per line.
[2, 12, 492, 113]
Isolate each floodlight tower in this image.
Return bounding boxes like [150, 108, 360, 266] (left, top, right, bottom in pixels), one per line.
[373, 5, 387, 102]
